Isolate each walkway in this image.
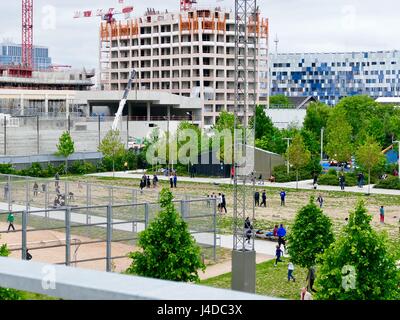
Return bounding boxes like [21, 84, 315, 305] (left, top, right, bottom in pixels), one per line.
[89, 171, 400, 196]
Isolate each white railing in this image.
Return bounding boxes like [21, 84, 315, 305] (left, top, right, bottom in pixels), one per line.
[0, 257, 277, 300]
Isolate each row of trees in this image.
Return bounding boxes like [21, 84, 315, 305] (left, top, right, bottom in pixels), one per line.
[287, 198, 399, 300]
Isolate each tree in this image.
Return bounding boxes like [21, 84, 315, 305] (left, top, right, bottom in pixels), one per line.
[325, 109, 353, 168]
[0, 244, 24, 300]
[250, 105, 275, 140]
[303, 102, 331, 142]
[126, 188, 206, 282]
[356, 137, 385, 194]
[270, 94, 290, 107]
[287, 198, 334, 290]
[287, 134, 311, 189]
[98, 130, 125, 177]
[56, 131, 75, 173]
[316, 201, 399, 300]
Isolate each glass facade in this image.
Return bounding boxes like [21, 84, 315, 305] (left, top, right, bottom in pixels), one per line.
[0, 43, 52, 70]
[270, 51, 400, 105]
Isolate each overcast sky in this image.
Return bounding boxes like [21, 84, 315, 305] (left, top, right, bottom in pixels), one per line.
[0, 0, 399, 69]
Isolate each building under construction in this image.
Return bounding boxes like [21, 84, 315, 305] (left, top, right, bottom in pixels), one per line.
[99, 5, 269, 126]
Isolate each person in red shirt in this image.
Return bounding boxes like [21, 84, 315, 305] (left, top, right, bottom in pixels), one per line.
[273, 225, 278, 237]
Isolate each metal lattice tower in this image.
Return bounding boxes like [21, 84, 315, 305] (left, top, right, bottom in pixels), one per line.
[233, 0, 258, 252]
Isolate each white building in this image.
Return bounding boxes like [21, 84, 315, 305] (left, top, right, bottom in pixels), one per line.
[99, 7, 269, 127]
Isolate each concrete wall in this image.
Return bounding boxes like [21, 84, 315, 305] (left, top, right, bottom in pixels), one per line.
[265, 109, 307, 129]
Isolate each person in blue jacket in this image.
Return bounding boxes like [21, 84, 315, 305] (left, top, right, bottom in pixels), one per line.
[277, 224, 287, 250]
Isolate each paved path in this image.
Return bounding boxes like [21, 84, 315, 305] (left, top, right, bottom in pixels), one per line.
[89, 171, 400, 196]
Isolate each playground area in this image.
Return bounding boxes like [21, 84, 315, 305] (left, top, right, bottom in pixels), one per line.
[0, 174, 217, 272]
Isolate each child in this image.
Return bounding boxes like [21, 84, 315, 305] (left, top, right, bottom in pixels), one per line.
[274, 245, 283, 267]
[379, 206, 385, 224]
[7, 212, 15, 232]
[288, 262, 295, 282]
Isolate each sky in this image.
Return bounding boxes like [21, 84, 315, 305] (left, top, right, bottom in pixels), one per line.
[0, 0, 399, 69]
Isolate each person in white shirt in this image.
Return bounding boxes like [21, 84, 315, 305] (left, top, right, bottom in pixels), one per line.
[288, 262, 295, 282]
[300, 287, 313, 300]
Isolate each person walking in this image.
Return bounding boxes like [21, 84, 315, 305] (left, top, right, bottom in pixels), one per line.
[169, 173, 174, 188]
[306, 266, 317, 293]
[277, 224, 287, 251]
[379, 206, 385, 224]
[339, 174, 345, 190]
[280, 190, 286, 206]
[317, 194, 324, 208]
[288, 262, 296, 282]
[230, 166, 235, 183]
[217, 193, 223, 213]
[274, 245, 283, 267]
[146, 176, 151, 188]
[244, 217, 253, 244]
[7, 212, 15, 232]
[124, 161, 128, 172]
[313, 173, 318, 189]
[260, 190, 267, 207]
[254, 191, 260, 207]
[357, 172, 364, 188]
[55, 172, 60, 187]
[4, 182, 9, 200]
[152, 175, 158, 188]
[173, 173, 177, 188]
[221, 194, 227, 213]
[33, 182, 39, 197]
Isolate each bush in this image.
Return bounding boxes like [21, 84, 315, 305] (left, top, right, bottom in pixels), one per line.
[318, 173, 357, 187]
[374, 176, 400, 190]
[0, 164, 16, 175]
[69, 161, 97, 175]
[273, 164, 313, 182]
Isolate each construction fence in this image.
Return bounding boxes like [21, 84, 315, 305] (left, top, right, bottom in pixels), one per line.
[0, 174, 217, 272]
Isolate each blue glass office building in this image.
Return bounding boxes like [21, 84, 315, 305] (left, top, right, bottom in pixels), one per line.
[270, 51, 400, 105]
[0, 43, 52, 70]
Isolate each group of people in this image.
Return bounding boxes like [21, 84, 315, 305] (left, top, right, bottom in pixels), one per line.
[139, 174, 159, 190]
[206, 192, 227, 213]
[254, 190, 287, 207]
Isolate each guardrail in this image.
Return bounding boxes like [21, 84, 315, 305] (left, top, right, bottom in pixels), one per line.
[0, 257, 276, 300]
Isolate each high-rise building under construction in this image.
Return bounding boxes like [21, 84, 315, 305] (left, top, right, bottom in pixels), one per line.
[99, 7, 269, 126]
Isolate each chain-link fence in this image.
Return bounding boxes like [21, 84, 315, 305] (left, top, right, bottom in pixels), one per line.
[0, 174, 217, 272]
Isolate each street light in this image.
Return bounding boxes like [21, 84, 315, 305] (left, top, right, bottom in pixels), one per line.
[394, 140, 400, 179]
[283, 137, 292, 174]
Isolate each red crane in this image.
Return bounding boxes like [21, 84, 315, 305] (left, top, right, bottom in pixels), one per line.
[180, 0, 197, 11]
[22, 0, 33, 69]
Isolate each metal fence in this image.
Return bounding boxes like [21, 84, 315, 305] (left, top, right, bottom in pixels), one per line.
[0, 174, 217, 272]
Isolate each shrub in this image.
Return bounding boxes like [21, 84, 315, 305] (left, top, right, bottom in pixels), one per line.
[318, 173, 357, 187]
[69, 161, 97, 175]
[273, 164, 313, 183]
[374, 176, 400, 190]
[0, 164, 16, 175]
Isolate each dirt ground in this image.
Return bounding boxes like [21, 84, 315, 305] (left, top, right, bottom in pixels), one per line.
[0, 222, 134, 273]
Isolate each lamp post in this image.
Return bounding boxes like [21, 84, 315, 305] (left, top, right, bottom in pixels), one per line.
[283, 137, 292, 174]
[394, 140, 400, 179]
[320, 127, 324, 163]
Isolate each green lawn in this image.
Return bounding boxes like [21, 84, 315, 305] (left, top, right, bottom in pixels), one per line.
[201, 259, 309, 300]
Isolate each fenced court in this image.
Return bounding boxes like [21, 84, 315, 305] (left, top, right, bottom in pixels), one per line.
[0, 174, 217, 272]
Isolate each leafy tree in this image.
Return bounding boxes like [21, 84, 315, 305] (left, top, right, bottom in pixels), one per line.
[212, 111, 240, 163]
[98, 130, 125, 176]
[303, 102, 331, 142]
[270, 94, 290, 107]
[250, 105, 275, 140]
[287, 198, 334, 290]
[325, 109, 353, 168]
[287, 134, 311, 189]
[126, 188, 206, 282]
[356, 137, 385, 194]
[0, 244, 24, 300]
[316, 201, 400, 300]
[55, 131, 75, 173]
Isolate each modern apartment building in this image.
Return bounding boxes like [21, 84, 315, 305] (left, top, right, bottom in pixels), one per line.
[0, 42, 52, 70]
[270, 50, 400, 105]
[99, 7, 269, 126]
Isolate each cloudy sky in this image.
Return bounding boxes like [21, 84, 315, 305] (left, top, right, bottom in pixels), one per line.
[0, 0, 399, 69]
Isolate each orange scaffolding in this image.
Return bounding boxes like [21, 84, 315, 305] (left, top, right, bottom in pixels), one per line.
[100, 20, 139, 40]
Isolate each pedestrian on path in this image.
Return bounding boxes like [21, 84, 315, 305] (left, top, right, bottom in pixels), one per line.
[313, 173, 318, 189]
[169, 173, 174, 188]
[7, 212, 15, 232]
[379, 206, 385, 224]
[357, 172, 364, 188]
[317, 194, 324, 208]
[280, 190, 286, 206]
[339, 174, 345, 190]
[260, 190, 267, 207]
[288, 262, 296, 282]
[277, 224, 287, 251]
[254, 191, 260, 207]
[124, 161, 128, 172]
[274, 245, 283, 266]
[173, 173, 177, 188]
